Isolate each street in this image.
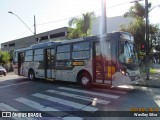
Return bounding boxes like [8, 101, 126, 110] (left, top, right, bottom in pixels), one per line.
[0, 73, 160, 120]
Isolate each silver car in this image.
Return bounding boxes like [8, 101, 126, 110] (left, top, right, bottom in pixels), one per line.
[0, 66, 6, 76]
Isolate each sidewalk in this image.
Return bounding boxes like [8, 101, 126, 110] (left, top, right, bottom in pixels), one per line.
[134, 64, 160, 88]
[0, 72, 25, 81]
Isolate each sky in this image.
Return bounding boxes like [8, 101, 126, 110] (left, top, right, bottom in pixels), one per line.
[0, 0, 160, 45]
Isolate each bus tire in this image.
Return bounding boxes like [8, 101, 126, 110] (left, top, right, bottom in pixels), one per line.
[4, 72, 6, 76]
[78, 72, 92, 88]
[28, 70, 35, 81]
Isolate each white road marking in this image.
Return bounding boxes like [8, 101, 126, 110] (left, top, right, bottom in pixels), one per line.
[32, 93, 98, 112]
[46, 89, 110, 105]
[0, 103, 35, 120]
[149, 88, 160, 107]
[58, 87, 119, 99]
[15, 97, 83, 120]
[0, 103, 17, 111]
[93, 88, 127, 94]
[0, 81, 32, 89]
[154, 95, 160, 107]
[15, 97, 59, 111]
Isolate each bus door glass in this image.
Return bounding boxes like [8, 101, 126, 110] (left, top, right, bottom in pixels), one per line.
[45, 48, 55, 79]
[18, 52, 24, 75]
[94, 42, 112, 84]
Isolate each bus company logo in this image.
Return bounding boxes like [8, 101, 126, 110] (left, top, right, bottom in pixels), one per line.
[66, 62, 72, 66]
[2, 112, 11, 117]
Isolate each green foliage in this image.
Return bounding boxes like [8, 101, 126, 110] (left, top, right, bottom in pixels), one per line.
[124, 2, 151, 18]
[0, 51, 11, 64]
[120, 17, 145, 44]
[68, 12, 95, 39]
[124, 2, 145, 18]
[120, 2, 158, 56]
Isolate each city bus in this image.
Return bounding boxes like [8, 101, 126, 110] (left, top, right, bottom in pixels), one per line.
[13, 32, 140, 88]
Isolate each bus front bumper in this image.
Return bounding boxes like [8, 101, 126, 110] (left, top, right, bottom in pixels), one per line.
[130, 75, 141, 83]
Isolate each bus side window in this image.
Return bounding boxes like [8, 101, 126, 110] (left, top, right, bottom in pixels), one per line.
[25, 50, 33, 62]
[34, 49, 43, 61]
[72, 42, 90, 59]
[56, 44, 71, 60]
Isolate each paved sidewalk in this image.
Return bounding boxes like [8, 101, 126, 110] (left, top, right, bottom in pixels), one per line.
[0, 72, 25, 81]
[134, 64, 160, 88]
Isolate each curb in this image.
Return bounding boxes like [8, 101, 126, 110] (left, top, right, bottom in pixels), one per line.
[132, 76, 160, 88]
[133, 84, 160, 88]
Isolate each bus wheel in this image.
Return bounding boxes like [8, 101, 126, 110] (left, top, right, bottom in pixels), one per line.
[4, 72, 6, 76]
[28, 70, 35, 80]
[78, 72, 92, 88]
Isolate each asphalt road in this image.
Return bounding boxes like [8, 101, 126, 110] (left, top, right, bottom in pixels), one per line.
[0, 73, 160, 120]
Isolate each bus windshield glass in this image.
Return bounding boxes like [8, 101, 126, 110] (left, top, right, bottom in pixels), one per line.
[119, 42, 138, 64]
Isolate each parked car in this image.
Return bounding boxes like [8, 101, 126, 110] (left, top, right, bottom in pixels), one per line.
[0, 66, 6, 76]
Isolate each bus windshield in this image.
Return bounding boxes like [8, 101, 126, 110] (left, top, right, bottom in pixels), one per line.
[119, 42, 138, 64]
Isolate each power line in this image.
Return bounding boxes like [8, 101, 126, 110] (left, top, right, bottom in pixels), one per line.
[13, 0, 143, 39]
[14, 26, 34, 40]
[11, 8, 116, 38]
[36, 17, 74, 26]
[36, 10, 100, 26]
[35, 1, 142, 26]
[13, 10, 99, 39]
[35, 2, 134, 27]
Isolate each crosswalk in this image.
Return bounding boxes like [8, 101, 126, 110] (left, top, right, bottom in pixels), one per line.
[0, 86, 129, 120]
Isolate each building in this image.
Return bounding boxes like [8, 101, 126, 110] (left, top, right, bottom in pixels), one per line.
[1, 16, 134, 52]
[1, 27, 68, 52]
[91, 16, 134, 35]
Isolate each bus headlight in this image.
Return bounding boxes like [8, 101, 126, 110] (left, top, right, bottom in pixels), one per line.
[120, 69, 126, 75]
[121, 70, 125, 75]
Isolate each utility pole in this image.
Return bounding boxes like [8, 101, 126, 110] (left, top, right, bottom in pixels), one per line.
[100, 0, 107, 83]
[145, 0, 150, 80]
[101, 0, 107, 35]
[34, 15, 37, 43]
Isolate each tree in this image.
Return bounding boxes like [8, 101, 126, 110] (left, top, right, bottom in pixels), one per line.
[124, 2, 151, 18]
[0, 51, 11, 65]
[68, 12, 95, 39]
[120, 17, 145, 49]
[120, 2, 158, 56]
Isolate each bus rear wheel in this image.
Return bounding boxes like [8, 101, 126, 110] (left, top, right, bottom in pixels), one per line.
[78, 72, 92, 88]
[28, 70, 35, 80]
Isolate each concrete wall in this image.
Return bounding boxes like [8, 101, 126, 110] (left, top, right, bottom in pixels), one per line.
[91, 16, 134, 35]
[1, 27, 68, 52]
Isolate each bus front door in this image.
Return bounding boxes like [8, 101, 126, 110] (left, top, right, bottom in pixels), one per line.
[18, 52, 24, 76]
[45, 49, 55, 80]
[93, 42, 112, 85]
